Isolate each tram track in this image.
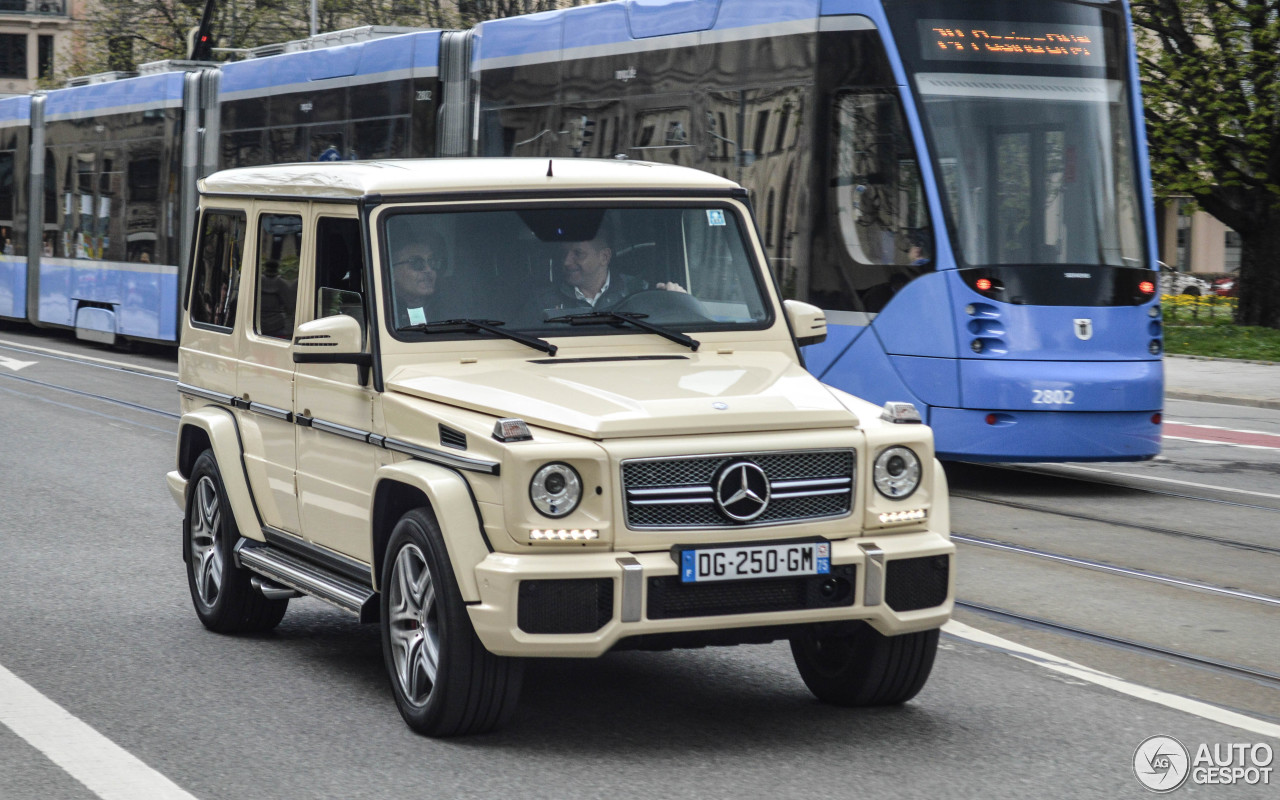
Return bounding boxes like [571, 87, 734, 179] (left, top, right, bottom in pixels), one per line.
[955, 600, 1280, 691]
[953, 532, 1280, 608]
[968, 461, 1280, 509]
[951, 492, 1280, 556]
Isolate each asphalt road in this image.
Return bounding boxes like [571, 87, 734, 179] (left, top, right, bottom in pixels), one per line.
[1, 328, 1277, 799]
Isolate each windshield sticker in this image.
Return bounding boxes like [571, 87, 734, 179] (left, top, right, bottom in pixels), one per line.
[706, 210, 726, 227]
[407, 307, 427, 326]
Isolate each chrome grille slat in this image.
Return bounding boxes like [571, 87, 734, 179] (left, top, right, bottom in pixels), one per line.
[622, 450, 855, 530]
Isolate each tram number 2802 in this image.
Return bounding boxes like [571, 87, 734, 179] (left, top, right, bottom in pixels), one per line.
[1032, 389, 1075, 405]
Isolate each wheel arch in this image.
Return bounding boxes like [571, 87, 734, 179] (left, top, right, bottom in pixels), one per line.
[373, 461, 492, 602]
[176, 407, 264, 547]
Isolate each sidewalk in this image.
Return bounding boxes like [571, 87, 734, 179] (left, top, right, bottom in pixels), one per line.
[1164, 355, 1280, 410]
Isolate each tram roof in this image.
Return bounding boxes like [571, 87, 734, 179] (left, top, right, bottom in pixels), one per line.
[198, 158, 743, 200]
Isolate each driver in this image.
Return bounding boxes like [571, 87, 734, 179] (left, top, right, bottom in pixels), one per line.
[539, 233, 685, 313]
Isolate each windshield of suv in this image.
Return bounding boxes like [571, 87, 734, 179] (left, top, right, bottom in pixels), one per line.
[382, 204, 770, 340]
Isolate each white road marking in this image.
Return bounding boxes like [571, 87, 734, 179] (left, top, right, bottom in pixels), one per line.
[0, 662, 199, 800]
[1046, 463, 1280, 501]
[0, 338, 177, 378]
[1167, 420, 1280, 437]
[945, 621, 1280, 740]
[1163, 436, 1275, 451]
[0, 353, 37, 371]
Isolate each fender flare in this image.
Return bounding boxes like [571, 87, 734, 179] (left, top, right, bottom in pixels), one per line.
[176, 407, 264, 545]
[374, 460, 491, 603]
[931, 458, 950, 537]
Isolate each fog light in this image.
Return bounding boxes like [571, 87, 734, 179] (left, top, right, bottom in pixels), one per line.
[530, 529, 599, 542]
[878, 509, 927, 524]
[1149, 339, 1162, 355]
[1149, 305, 1161, 318]
[971, 339, 984, 354]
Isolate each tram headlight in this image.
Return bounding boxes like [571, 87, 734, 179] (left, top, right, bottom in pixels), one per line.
[529, 462, 582, 518]
[873, 446, 922, 500]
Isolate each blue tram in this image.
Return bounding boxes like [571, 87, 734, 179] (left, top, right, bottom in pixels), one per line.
[0, 0, 1163, 462]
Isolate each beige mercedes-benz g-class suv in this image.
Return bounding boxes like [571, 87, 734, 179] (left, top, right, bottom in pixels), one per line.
[168, 158, 954, 736]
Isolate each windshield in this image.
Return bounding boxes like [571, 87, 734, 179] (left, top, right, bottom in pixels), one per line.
[885, 0, 1145, 269]
[382, 204, 770, 340]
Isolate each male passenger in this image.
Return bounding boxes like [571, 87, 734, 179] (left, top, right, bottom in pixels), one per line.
[540, 232, 684, 312]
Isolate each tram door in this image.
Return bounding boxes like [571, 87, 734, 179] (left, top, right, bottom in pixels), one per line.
[987, 125, 1070, 267]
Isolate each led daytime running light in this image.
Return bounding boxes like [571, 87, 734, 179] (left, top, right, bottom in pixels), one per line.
[878, 509, 927, 524]
[530, 529, 599, 541]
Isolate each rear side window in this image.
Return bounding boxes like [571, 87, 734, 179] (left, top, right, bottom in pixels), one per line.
[255, 213, 302, 339]
[190, 210, 246, 329]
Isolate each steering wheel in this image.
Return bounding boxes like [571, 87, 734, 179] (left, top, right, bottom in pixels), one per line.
[611, 289, 710, 323]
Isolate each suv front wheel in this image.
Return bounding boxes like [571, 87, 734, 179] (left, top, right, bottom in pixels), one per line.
[381, 507, 524, 736]
[790, 623, 939, 706]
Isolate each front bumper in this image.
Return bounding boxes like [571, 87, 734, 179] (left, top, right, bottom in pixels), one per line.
[468, 530, 954, 657]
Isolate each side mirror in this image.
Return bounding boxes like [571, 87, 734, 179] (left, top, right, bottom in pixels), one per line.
[784, 299, 827, 347]
[292, 314, 371, 385]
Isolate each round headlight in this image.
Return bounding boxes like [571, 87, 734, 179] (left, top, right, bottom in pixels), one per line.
[873, 446, 921, 499]
[530, 463, 582, 518]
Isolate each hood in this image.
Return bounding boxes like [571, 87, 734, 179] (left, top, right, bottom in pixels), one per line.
[386, 351, 858, 439]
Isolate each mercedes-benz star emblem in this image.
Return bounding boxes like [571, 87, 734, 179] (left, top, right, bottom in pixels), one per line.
[714, 461, 771, 522]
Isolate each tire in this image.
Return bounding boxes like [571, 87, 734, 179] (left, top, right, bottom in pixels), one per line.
[380, 508, 523, 736]
[185, 450, 288, 633]
[790, 623, 939, 706]
[1182, 287, 1201, 297]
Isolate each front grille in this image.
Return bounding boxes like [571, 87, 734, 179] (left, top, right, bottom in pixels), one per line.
[647, 565, 855, 620]
[623, 450, 854, 529]
[517, 579, 614, 634]
[885, 555, 951, 612]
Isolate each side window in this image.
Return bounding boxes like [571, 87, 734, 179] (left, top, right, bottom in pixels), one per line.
[830, 90, 932, 312]
[255, 213, 302, 339]
[314, 216, 365, 333]
[189, 211, 246, 330]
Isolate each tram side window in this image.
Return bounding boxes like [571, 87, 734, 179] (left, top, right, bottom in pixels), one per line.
[255, 214, 302, 339]
[832, 91, 931, 312]
[190, 211, 246, 330]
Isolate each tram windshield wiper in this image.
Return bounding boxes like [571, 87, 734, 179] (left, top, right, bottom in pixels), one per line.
[544, 311, 700, 352]
[399, 319, 557, 356]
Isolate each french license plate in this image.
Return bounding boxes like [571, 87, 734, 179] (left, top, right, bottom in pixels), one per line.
[680, 542, 831, 583]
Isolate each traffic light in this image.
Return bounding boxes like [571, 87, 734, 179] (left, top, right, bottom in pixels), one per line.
[571, 116, 596, 156]
[188, 0, 216, 60]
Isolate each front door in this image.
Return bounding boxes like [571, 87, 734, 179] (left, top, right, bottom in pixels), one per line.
[293, 212, 378, 563]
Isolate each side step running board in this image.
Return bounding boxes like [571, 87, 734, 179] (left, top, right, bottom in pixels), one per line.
[235, 539, 378, 623]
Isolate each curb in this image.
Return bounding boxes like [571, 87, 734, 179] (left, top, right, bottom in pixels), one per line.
[1165, 390, 1280, 411]
[1165, 354, 1279, 367]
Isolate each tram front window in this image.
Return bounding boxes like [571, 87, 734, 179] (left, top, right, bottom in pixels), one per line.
[886, 0, 1144, 270]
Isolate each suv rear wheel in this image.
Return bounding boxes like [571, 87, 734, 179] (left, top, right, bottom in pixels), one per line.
[185, 450, 289, 633]
[381, 507, 523, 736]
[790, 623, 939, 706]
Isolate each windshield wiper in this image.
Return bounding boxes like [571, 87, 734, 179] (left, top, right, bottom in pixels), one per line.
[544, 311, 700, 352]
[399, 318, 557, 356]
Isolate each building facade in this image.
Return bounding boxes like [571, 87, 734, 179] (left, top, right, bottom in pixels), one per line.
[0, 0, 81, 95]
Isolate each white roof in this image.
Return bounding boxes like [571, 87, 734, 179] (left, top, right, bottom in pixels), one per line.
[198, 158, 743, 199]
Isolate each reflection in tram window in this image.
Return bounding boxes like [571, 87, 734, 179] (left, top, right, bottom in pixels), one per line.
[830, 91, 931, 313]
